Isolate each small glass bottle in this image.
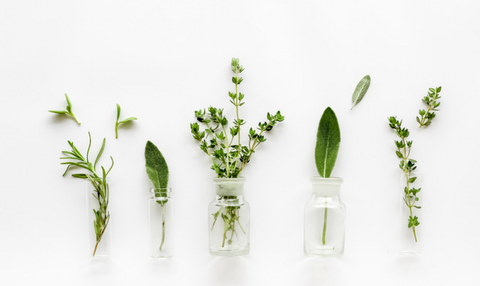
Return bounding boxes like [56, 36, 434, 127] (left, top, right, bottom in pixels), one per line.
[304, 176, 346, 257]
[208, 178, 250, 256]
[149, 188, 173, 258]
[86, 177, 112, 258]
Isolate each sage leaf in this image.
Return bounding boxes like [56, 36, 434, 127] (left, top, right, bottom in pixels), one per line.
[351, 75, 371, 110]
[315, 107, 341, 178]
[145, 140, 169, 193]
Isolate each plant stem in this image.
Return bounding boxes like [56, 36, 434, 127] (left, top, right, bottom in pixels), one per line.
[93, 241, 99, 256]
[322, 200, 328, 245]
[72, 113, 81, 125]
[235, 72, 241, 167]
[400, 137, 417, 242]
[115, 123, 119, 138]
[159, 204, 166, 251]
[404, 171, 418, 242]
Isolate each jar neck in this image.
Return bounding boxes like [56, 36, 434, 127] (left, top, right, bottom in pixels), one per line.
[311, 176, 343, 197]
[214, 177, 245, 197]
[150, 188, 172, 201]
[215, 195, 245, 201]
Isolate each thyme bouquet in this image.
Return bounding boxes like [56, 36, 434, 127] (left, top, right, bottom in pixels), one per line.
[190, 58, 284, 248]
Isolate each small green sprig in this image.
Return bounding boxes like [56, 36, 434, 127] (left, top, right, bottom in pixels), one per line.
[388, 117, 421, 242]
[190, 58, 284, 179]
[115, 103, 137, 138]
[49, 93, 81, 125]
[417, 86, 442, 128]
[60, 132, 114, 256]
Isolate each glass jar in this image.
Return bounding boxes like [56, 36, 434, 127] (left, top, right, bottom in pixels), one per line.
[86, 177, 112, 258]
[208, 178, 250, 256]
[149, 188, 173, 258]
[304, 176, 346, 257]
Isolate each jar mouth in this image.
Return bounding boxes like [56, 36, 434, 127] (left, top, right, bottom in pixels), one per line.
[310, 176, 343, 184]
[214, 177, 245, 196]
[150, 188, 172, 199]
[213, 177, 245, 183]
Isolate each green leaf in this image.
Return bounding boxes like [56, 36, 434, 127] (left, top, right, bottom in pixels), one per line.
[315, 107, 341, 178]
[118, 117, 138, 124]
[94, 138, 106, 170]
[49, 110, 68, 114]
[395, 151, 403, 159]
[351, 75, 371, 110]
[145, 141, 169, 190]
[116, 104, 121, 121]
[65, 94, 72, 107]
[72, 173, 88, 178]
[408, 177, 417, 183]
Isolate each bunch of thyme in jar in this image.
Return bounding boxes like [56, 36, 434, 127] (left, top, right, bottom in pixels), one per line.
[190, 58, 284, 253]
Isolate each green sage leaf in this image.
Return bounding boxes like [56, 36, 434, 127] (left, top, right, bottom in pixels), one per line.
[315, 107, 341, 178]
[145, 141, 169, 190]
[351, 75, 371, 110]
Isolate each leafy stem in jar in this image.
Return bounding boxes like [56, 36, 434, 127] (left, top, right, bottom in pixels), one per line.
[60, 132, 114, 256]
[388, 117, 421, 242]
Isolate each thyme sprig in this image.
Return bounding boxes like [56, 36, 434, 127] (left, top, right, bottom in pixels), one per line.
[191, 58, 284, 249]
[60, 132, 114, 256]
[417, 86, 442, 128]
[190, 58, 284, 179]
[388, 117, 421, 242]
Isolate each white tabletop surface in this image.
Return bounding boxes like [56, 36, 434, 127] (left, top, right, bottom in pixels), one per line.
[1, 1, 479, 285]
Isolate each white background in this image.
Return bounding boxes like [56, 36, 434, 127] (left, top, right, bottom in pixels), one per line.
[1, 0, 479, 285]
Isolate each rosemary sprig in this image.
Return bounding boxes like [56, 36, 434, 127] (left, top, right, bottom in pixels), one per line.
[49, 93, 81, 125]
[417, 87, 442, 128]
[388, 117, 421, 242]
[115, 103, 137, 138]
[60, 132, 114, 256]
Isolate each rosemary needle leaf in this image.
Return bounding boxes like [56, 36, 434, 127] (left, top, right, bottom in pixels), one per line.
[119, 117, 138, 124]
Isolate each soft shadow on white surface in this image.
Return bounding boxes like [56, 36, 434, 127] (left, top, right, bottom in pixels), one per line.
[298, 257, 346, 286]
[205, 256, 249, 286]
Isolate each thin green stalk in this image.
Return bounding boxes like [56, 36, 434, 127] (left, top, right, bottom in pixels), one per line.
[388, 116, 421, 243]
[322, 201, 328, 245]
[403, 171, 418, 242]
[93, 242, 99, 256]
[159, 204, 166, 251]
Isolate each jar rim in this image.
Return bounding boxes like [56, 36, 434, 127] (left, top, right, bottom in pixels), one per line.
[310, 176, 343, 184]
[213, 177, 245, 183]
[149, 188, 172, 194]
